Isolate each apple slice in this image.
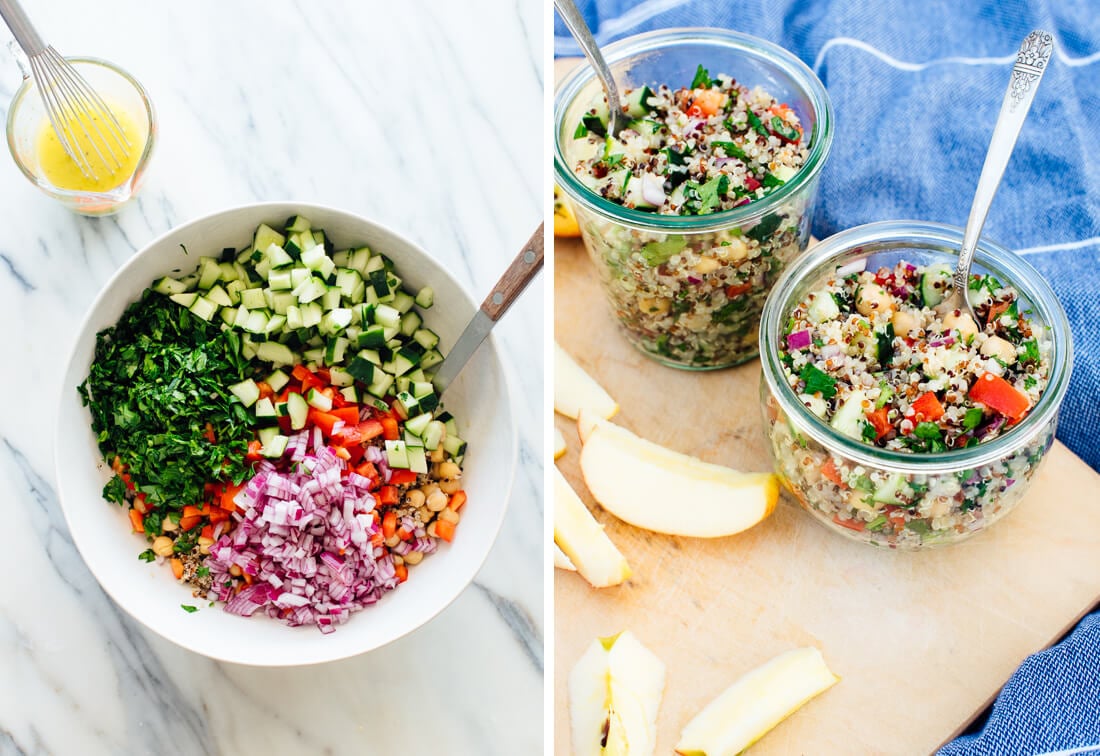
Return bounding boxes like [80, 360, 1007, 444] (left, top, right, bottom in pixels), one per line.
[675, 647, 839, 756]
[554, 467, 631, 588]
[555, 343, 619, 420]
[554, 543, 576, 571]
[578, 415, 779, 538]
[554, 427, 567, 459]
[570, 631, 666, 756]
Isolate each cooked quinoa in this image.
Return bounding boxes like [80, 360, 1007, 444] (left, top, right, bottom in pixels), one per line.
[567, 65, 814, 368]
[765, 259, 1054, 548]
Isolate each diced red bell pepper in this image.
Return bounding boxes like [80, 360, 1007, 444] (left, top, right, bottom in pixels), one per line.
[434, 519, 457, 542]
[378, 486, 399, 506]
[744, 175, 761, 192]
[832, 513, 865, 532]
[382, 510, 397, 539]
[128, 508, 144, 533]
[448, 491, 467, 512]
[331, 407, 360, 425]
[821, 458, 845, 487]
[864, 406, 891, 441]
[909, 392, 945, 423]
[389, 469, 418, 486]
[969, 372, 1030, 421]
[726, 282, 752, 298]
[307, 409, 341, 437]
[245, 440, 264, 461]
[380, 416, 400, 441]
[209, 508, 230, 525]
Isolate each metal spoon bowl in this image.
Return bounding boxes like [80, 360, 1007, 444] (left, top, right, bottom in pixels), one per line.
[554, 0, 628, 138]
[938, 29, 1054, 325]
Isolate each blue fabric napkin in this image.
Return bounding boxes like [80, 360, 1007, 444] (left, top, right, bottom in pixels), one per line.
[556, 0, 1100, 474]
[557, 3, 1100, 752]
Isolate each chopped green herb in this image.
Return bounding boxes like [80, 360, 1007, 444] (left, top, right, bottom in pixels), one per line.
[876, 323, 895, 367]
[762, 172, 785, 188]
[746, 213, 783, 242]
[746, 109, 770, 138]
[913, 422, 942, 441]
[573, 121, 588, 139]
[690, 64, 712, 89]
[196, 566, 210, 577]
[861, 421, 878, 442]
[963, 407, 984, 430]
[138, 549, 156, 563]
[181, 604, 198, 614]
[711, 140, 748, 162]
[639, 237, 687, 266]
[697, 174, 730, 213]
[799, 364, 837, 399]
[770, 115, 800, 141]
[1020, 339, 1040, 364]
[1024, 375, 1038, 390]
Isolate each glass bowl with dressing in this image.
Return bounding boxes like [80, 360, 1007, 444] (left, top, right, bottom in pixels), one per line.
[6, 57, 155, 216]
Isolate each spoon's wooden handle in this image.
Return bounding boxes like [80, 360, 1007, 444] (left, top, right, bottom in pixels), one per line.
[480, 223, 544, 320]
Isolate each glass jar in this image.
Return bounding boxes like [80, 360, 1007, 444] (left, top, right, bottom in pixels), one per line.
[758, 221, 1073, 549]
[6, 57, 156, 216]
[554, 28, 833, 369]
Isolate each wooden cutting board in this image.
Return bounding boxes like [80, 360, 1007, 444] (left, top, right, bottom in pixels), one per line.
[553, 234, 1100, 755]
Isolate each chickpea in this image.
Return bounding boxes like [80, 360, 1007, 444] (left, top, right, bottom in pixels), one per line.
[427, 522, 438, 538]
[439, 461, 461, 480]
[942, 310, 978, 340]
[198, 536, 214, 555]
[152, 536, 174, 557]
[439, 507, 460, 524]
[132, 497, 148, 515]
[430, 445, 445, 463]
[229, 564, 242, 577]
[405, 489, 426, 508]
[855, 282, 895, 317]
[718, 238, 749, 262]
[637, 296, 670, 316]
[421, 483, 442, 501]
[693, 257, 720, 274]
[891, 309, 921, 337]
[980, 335, 1017, 364]
[846, 489, 875, 514]
[403, 550, 424, 566]
[426, 489, 449, 512]
[391, 554, 404, 566]
[439, 477, 462, 495]
[384, 534, 400, 548]
[161, 516, 178, 533]
[418, 505, 432, 523]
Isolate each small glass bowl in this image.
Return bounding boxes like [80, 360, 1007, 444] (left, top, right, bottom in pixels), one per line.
[6, 57, 156, 216]
[758, 221, 1073, 549]
[554, 28, 833, 370]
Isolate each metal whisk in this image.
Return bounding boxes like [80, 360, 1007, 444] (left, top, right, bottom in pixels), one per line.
[0, 0, 131, 180]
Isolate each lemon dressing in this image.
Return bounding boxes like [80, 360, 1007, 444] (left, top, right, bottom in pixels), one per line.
[35, 103, 143, 192]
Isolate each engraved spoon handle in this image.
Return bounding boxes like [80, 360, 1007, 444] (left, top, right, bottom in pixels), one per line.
[953, 30, 1054, 300]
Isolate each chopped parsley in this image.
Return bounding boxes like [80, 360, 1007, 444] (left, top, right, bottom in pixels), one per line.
[138, 549, 156, 563]
[963, 407, 984, 430]
[697, 174, 730, 213]
[690, 64, 712, 89]
[799, 363, 837, 399]
[1020, 339, 1040, 365]
[181, 604, 199, 614]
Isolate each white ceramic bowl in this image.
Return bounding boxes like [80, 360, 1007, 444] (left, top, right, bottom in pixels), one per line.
[56, 202, 517, 665]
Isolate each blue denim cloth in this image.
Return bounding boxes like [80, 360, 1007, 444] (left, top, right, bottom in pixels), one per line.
[557, 3, 1100, 752]
[556, 0, 1100, 474]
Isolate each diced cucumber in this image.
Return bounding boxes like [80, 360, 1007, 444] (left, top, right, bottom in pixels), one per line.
[403, 430, 424, 449]
[391, 289, 415, 314]
[399, 310, 422, 337]
[257, 426, 279, 447]
[349, 247, 371, 274]
[255, 341, 297, 366]
[367, 371, 394, 399]
[872, 473, 907, 505]
[319, 308, 352, 336]
[443, 434, 467, 459]
[240, 288, 267, 310]
[189, 296, 218, 321]
[405, 412, 433, 437]
[420, 349, 444, 370]
[306, 388, 333, 411]
[228, 378, 261, 407]
[243, 310, 270, 334]
[623, 85, 654, 117]
[285, 305, 303, 330]
[798, 393, 828, 418]
[414, 286, 434, 308]
[266, 369, 290, 392]
[197, 258, 222, 290]
[261, 433, 289, 458]
[339, 385, 359, 404]
[300, 302, 323, 328]
[253, 223, 286, 253]
[373, 304, 401, 329]
[328, 366, 354, 387]
[153, 276, 191, 295]
[225, 279, 245, 305]
[359, 324, 387, 348]
[395, 391, 419, 417]
[385, 439, 410, 469]
[412, 328, 439, 350]
[302, 347, 325, 364]
[806, 290, 840, 324]
[348, 354, 375, 383]
[324, 337, 349, 365]
[284, 215, 311, 234]
[267, 269, 293, 291]
[255, 396, 277, 418]
[440, 413, 458, 437]
[423, 420, 445, 452]
[287, 392, 309, 430]
[830, 390, 869, 440]
[320, 286, 342, 312]
[169, 292, 198, 308]
[293, 277, 327, 304]
[920, 264, 952, 307]
[265, 242, 293, 268]
[407, 447, 428, 475]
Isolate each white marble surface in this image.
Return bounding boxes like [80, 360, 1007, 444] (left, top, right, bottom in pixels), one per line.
[0, 2, 543, 754]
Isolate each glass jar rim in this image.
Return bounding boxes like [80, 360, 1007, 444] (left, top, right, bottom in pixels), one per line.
[759, 220, 1073, 474]
[553, 27, 834, 233]
[6, 56, 157, 200]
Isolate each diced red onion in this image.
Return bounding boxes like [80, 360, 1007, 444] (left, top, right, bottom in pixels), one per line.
[786, 329, 812, 351]
[835, 259, 867, 277]
[641, 173, 666, 206]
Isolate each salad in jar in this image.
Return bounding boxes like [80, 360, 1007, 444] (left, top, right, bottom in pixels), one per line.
[564, 64, 814, 368]
[766, 258, 1055, 547]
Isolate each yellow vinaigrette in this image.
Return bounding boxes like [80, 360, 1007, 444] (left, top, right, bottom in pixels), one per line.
[35, 104, 143, 192]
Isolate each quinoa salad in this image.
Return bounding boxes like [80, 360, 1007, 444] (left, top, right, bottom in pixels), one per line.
[766, 259, 1055, 548]
[566, 65, 813, 368]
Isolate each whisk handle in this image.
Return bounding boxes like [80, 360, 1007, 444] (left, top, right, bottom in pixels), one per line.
[0, 0, 46, 57]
